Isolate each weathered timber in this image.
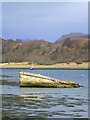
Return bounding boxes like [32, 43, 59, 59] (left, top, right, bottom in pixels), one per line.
[19, 72, 80, 88]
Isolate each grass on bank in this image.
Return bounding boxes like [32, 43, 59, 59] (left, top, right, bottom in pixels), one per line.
[0, 62, 89, 69]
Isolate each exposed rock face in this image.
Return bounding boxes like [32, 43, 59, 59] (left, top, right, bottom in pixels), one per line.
[1, 37, 89, 64]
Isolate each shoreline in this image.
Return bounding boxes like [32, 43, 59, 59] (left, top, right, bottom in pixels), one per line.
[0, 62, 89, 69]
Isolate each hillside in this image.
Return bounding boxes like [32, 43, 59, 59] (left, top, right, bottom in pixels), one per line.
[55, 33, 89, 43]
[1, 37, 89, 64]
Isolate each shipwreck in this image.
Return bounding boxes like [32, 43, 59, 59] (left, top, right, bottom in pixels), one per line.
[19, 72, 80, 88]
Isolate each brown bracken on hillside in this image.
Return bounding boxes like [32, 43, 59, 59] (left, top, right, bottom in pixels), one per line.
[1, 37, 90, 64]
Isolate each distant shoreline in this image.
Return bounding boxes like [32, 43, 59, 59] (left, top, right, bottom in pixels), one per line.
[0, 62, 89, 69]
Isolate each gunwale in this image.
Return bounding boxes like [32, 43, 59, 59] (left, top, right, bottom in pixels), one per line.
[20, 72, 56, 81]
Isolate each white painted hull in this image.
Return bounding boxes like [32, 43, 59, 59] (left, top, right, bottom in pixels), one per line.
[19, 72, 80, 88]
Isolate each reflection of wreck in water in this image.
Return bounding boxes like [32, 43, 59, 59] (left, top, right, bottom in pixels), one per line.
[19, 72, 80, 88]
[20, 92, 53, 101]
[20, 94, 51, 100]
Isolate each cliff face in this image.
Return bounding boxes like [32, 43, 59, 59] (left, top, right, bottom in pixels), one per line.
[1, 37, 89, 64]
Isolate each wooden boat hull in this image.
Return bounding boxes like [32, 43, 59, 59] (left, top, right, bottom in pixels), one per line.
[19, 72, 80, 88]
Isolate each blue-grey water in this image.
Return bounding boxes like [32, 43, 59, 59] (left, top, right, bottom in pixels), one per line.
[0, 69, 89, 118]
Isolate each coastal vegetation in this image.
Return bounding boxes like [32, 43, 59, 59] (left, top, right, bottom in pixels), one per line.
[0, 62, 89, 69]
[0, 33, 89, 69]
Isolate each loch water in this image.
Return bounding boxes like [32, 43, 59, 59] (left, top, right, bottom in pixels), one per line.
[0, 69, 89, 119]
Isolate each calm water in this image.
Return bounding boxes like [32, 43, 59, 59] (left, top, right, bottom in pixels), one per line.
[0, 69, 89, 119]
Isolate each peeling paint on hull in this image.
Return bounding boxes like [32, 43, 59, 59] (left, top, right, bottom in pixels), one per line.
[19, 72, 80, 88]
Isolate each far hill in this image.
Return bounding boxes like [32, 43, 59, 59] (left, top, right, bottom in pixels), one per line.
[55, 33, 89, 43]
[1, 37, 89, 64]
